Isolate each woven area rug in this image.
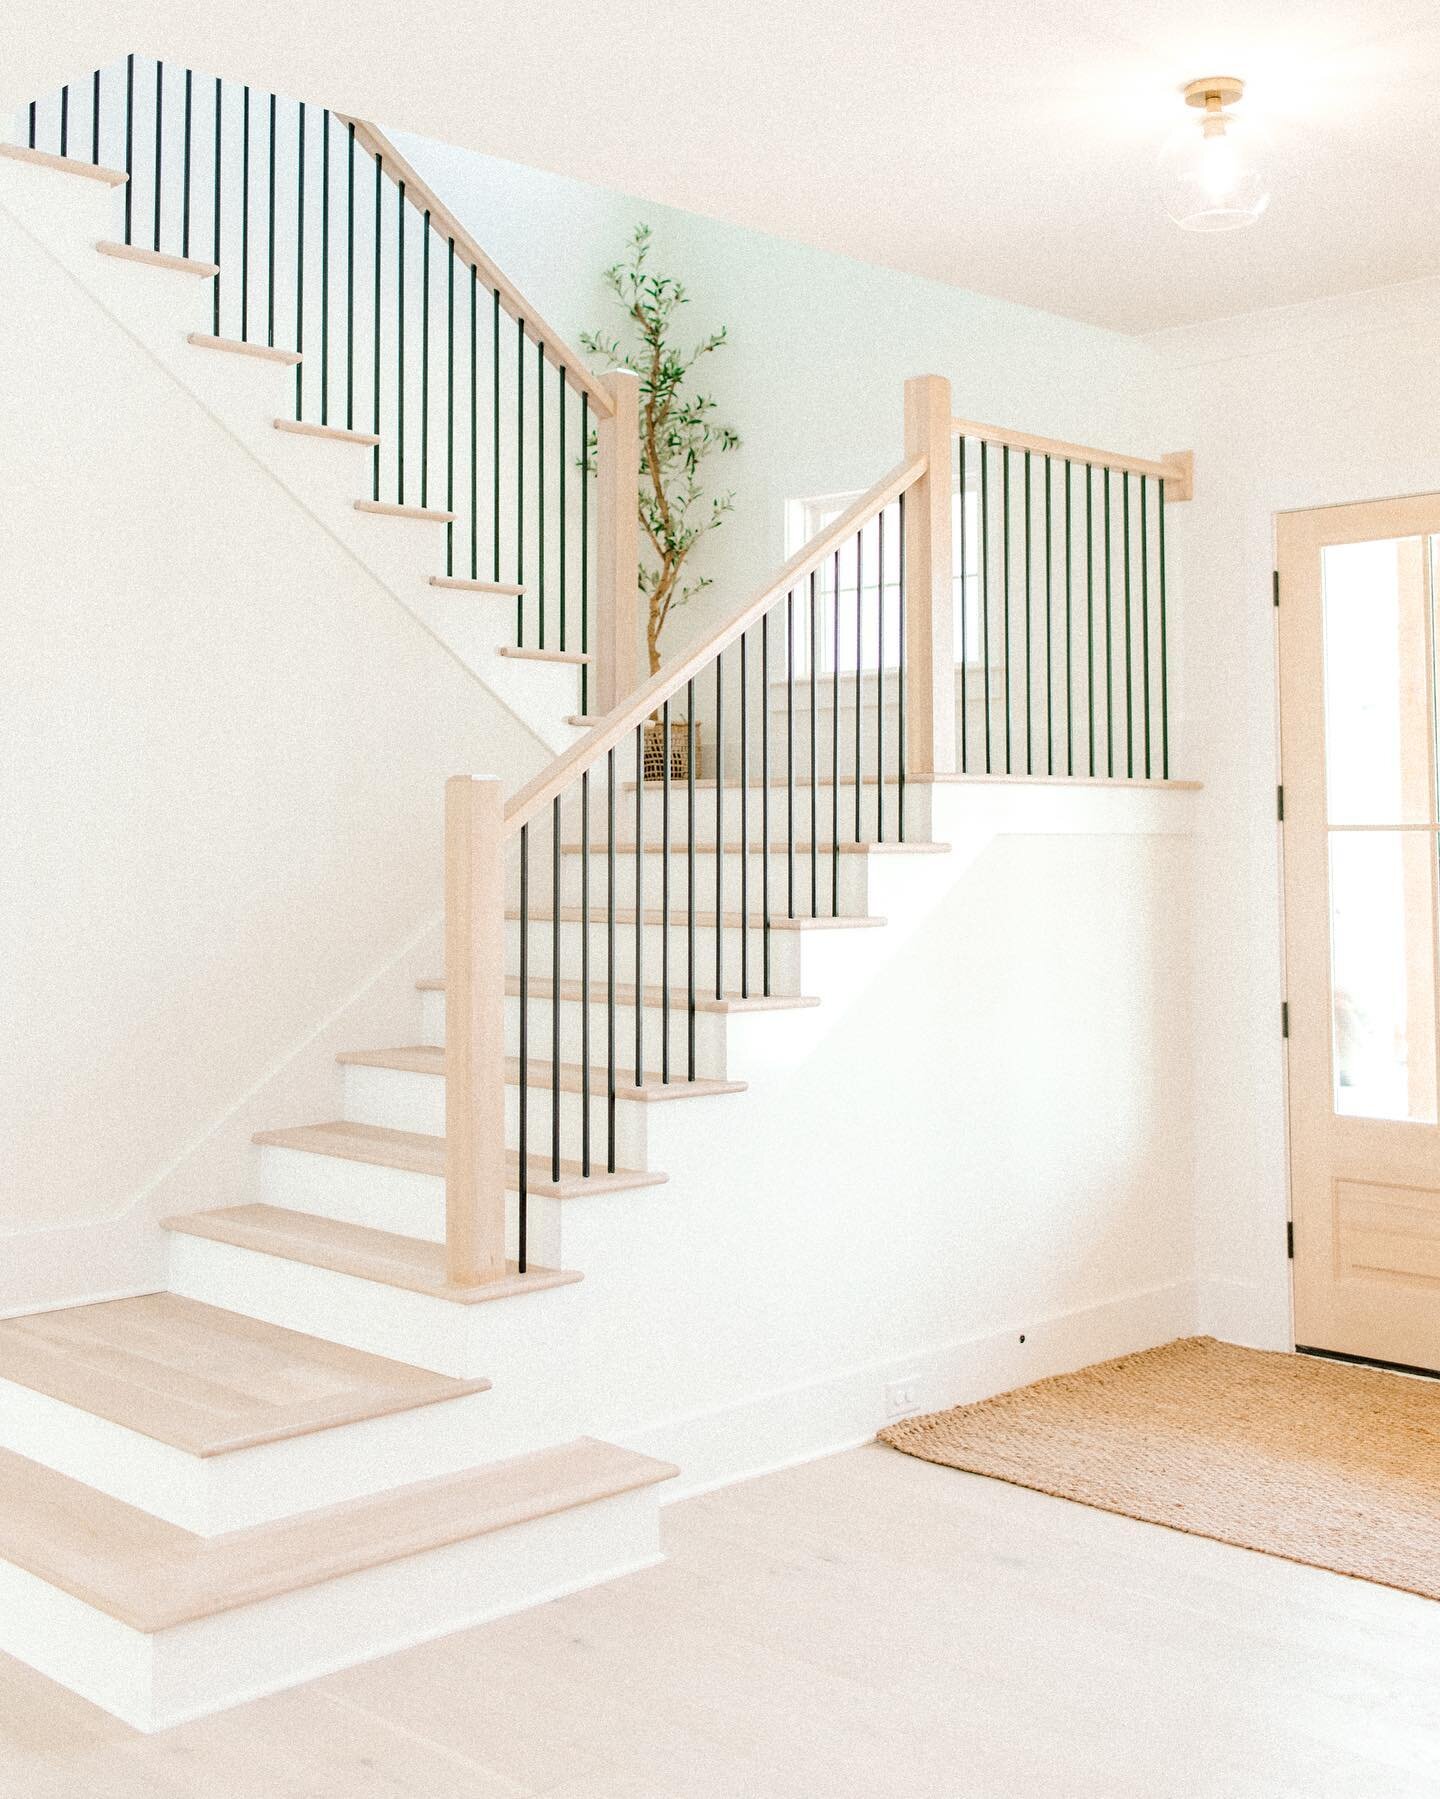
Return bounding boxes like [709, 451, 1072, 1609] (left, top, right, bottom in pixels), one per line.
[878, 1335, 1440, 1600]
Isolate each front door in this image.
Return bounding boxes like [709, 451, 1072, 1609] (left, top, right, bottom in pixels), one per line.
[1279, 494, 1440, 1372]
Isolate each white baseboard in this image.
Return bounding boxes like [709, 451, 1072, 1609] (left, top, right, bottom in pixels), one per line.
[625, 1277, 1198, 1502]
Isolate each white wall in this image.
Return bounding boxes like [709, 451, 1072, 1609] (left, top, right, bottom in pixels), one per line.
[0, 171, 539, 1266]
[1151, 274, 1440, 1348]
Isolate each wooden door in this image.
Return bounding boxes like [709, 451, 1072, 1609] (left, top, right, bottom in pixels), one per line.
[1279, 494, 1440, 1371]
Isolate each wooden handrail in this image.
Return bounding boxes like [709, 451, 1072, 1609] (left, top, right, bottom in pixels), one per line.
[341, 117, 615, 420]
[951, 415, 1193, 501]
[503, 453, 928, 836]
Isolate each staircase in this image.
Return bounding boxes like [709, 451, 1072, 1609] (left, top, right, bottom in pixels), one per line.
[0, 55, 1198, 1733]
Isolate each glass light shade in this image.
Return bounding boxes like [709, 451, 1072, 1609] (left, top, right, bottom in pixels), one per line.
[1159, 111, 1269, 232]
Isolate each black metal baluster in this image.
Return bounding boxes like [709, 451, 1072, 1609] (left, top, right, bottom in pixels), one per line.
[537, 338, 546, 647]
[345, 123, 355, 431]
[211, 79, 221, 336]
[607, 747, 618, 1171]
[266, 92, 276, 347]
[897, 491, 907, 840]
[1123, 470, 1133, 779]
[877, 508, 886, 840]
[662, 698, 672, 1082]
[854, 529, 863, 842]
[123, 55, 134, 245]
[27, 98, 35, 150]
[240, 85, 251, 338]
[469, 266, 478, 578]
[396, 183, 406, 503]
[551, 795, 561, 1183]
[371, 152, 381, 498]
[60, 83, 69, 158]
[740, 632, 750, 998]
[1141, 473, 1151, 779]
[181, 71, 192, 258]
[715, 653, 725, 997]
[981, 441, 991, 772]
[446, 238, 455, 575]
[493, 290, 502, 588]
[581, 769, 591, 1176]
[320, 110, 330, 424]
[1024, 448, 1033, 775]
[580, 394, 590, 716]
[1064, 461, 1073, 777]
[761, 610, 772, 991]
[294, 101, 305, 416]
[1003, 447, 1012, 773]
[420, 214, 430, 509]
[91, 69, 100, 167]
[515, 315, 525, 639]
[686, 681, 697, 1079]
[1159, 478, 1170, 780]
[830, 551, 840, 915]
[1104, 468, 1114, 778]
[518, 824, 530, 1273]
[152, 61, 162, 253]
[1044, 454, 1053, 775]
[1086, 465, 1095, 776]
[559, 366, 567, 654]
[787, 589, 796, 917]
[810, 572, 819, 917]
[958, 437, 967, 774]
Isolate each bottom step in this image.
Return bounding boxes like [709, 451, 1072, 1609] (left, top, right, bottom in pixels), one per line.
[0, 1436, 676, 1731]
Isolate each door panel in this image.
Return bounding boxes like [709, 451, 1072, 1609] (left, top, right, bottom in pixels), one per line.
[1279, 493, 1440, 1370]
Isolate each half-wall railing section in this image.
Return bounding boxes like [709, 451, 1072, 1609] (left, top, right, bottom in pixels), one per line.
[12, 56, 640, 710]
[950, 417, 1191, 782]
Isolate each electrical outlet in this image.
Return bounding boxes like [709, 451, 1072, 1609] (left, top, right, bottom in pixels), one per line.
[885, 1376, 924, 1418]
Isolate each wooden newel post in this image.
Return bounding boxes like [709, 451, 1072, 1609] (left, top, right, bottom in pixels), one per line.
[594, 368, 641, 715]
[902, 374, 957, 777]
[444, 775, 508, 1287]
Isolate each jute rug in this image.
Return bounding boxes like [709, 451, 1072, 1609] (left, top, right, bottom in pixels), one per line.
[878, 1335, 1440, 1600]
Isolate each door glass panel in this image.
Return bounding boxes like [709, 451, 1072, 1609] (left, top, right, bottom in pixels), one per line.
[1330, 831, 1437, 1121]
[1322, 537, 1432, 824]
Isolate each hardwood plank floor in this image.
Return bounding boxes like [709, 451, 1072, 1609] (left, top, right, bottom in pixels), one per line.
[5, 1442, 1440, 1797]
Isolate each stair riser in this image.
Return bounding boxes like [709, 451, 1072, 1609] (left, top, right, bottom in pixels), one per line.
[256, 1145, 564, 1261]
[0, 1484, 662, 1731]
[340, 1063, 651, 1167]
[0, 1375, 492, 1536]
[501, 917, 806, 995]
[626, 780, 930, 845]
[418, 991, 732, 1079]
[527, 852, 876, 916]
[168, 1232, 580, 1377]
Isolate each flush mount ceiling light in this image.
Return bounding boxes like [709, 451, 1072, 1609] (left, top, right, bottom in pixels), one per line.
[1160, 75, 1270, 233]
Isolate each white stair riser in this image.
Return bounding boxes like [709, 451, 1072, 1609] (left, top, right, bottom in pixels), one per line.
[0, 1376, 492, 1535]
[340, 1062, 652, 1166]
[256, 1143, 564, 1260]
[502, 916, 806, 995]
[515, 850, 876, 920]
[627, 780, 928, 845]
[417, 990, 733, 1079]
[0, 1483, 661, 1731]
[167, 1231, 581, 1376]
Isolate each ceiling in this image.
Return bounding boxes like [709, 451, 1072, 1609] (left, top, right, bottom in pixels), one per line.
[7, 0, 1439, 334]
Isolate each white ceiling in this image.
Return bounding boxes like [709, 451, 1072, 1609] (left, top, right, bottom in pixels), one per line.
[7, 0, 1440, 334]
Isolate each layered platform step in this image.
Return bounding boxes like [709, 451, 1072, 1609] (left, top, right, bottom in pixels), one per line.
[0, 1293, 491, 1534]
[0, 1435, 676, 1730]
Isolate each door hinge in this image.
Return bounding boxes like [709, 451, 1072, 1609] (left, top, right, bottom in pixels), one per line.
[1281, 1000, 1289, 1038]
[1272, 569, 1280, 608]
[1277, 784, 1285, 821]
[1287, 1220, 1295, 1260]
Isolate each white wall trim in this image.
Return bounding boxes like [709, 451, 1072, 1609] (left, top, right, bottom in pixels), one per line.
[626, 1277, 1198, 1502]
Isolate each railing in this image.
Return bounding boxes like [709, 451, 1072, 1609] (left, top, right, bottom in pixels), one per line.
[950, 416, 1191, 782]
[11, 55, 640, 712]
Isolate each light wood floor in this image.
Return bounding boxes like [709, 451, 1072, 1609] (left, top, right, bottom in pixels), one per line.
[6, 1441, 1440, 1798]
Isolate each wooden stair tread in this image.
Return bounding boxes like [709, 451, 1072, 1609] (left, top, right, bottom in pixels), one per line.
[97, 240, 220, 277]
[354, 498, 454, 523]
[273, 417, 380, 446]
[0, 144, 128, 184]
[251, 1120, 666, 1197]
[430, 574, 525, 596]
[499, 645, 588, 665]
[419, 974, 820, 1013]
[562, 839, 950, 857]
[503, 905, 885, 932]
[162, 1204, 585, 1299]
[187, 332, 301, 365]
[565, 715, 603, 727]
[338, 1044, 746, 1102]
[0, 1436, 676, 1632]
[0, 1293, 487, 1458]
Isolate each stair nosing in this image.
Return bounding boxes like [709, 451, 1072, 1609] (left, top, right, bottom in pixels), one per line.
[416, 976, 820, 1014]
[337, 1046, 747, 1102]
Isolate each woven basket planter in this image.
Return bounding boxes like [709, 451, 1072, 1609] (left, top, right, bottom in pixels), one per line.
[643, 719, 700, 783]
